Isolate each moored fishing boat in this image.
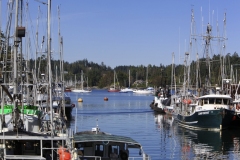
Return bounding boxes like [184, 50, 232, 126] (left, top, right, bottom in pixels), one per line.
[0, 0, 74, 159]
[176, 94, 235, 131]
[175, 9, 234, 131]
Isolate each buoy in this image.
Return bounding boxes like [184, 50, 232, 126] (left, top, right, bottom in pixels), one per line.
[78, 98, 83, 102]
[104, 97, 108, 101]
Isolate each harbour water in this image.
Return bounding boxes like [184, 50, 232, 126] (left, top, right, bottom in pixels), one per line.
[66, 89, 240, 160]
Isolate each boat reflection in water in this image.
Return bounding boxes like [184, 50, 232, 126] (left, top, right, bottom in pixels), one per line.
[178, 127, 240, 159]
[154, 113, 174, 129]
[154, 113, 240, 159]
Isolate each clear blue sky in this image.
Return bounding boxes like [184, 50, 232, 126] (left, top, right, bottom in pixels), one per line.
[2, 0, 240, 68]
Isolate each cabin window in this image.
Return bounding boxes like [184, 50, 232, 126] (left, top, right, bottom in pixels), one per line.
[223, 99, 229, 105]
[216, 99, 222, 104]
[209, 98, 214, 104]
[95, 144, 104, 157]
[109, 145, 119, 159]
[204, 99, 208, 104]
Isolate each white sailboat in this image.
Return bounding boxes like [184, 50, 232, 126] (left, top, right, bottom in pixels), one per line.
[72, 70, 92, 93]
[108, 70, 120, 92]
[133, 67, 154, 94]
[120, 70, 134, 93]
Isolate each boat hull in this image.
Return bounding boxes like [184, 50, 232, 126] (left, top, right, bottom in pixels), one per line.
[72, 89, 92, 93]
[150, 102, 166, 114]
[176, 109, 235, 131]
[133, 90, 153, 94]
[108, 90, 120, 92]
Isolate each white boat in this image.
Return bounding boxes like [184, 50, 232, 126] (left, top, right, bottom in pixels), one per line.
[72, 71, 92, 93]
[120, 70, 134, 93]
[119, 87, 134, 93]
[133, 67, 154, 94]
[133, 87, 154, 94]
[108, 70, 120, 92]
[72, 89, 92, 93]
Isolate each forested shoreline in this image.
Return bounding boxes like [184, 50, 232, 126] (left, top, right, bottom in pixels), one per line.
[29, 52, 240, 89]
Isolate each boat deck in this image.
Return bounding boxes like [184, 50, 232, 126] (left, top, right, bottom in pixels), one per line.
[0, 130, 69, 140]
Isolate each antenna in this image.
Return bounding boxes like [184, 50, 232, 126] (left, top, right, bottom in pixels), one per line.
[96, 118, 98, 128]
[208, 0, 210, 23]
[178, 27, 180, 64]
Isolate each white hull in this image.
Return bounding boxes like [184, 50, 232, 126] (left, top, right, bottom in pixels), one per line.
[133, 90, 153, 94]
[120, 88, 133, 92]
[72, 89, 92, 93]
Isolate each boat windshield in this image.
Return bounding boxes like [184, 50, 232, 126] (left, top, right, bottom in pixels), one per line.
[201, 98, 230, 105]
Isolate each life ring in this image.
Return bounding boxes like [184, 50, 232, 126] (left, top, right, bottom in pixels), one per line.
[58, 147, 71, 160]
[183, 99, 191, 104]
[102, 141, 109, 145]
[120, 151, 128, 160]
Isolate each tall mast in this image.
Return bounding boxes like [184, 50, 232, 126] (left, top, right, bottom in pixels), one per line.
[114, 70, 115, 89]
[13, 0, 19, 96]
[146, 66, 148, 87]
[47, 0, 53, 137]
[222, 12, 227, 80]
[129, 70, 130, 88]
[171, 52, 175, 94]
[35, 6, 40, 79]
[81, 70, 83, 90]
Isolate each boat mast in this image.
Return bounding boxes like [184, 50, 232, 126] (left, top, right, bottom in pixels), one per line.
[129, 70, 130, 88]
[35, 6, 40, 80]
[47, 0, 54, 137]
[81, 70, 83, 90]
[171, 52, 175, 95]
[13, 0, 19, 98]
[146, 66, 148, 87]
[74, 74, 77, 89]
[114, 70, 115, 89]
[13, 0, 20, 130]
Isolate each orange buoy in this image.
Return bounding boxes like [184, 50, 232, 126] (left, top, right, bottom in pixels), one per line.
[78, 98, 83, 102]
[104, 97, 108, 101]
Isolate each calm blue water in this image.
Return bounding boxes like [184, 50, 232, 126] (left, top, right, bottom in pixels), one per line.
[66, 89, 240, 160]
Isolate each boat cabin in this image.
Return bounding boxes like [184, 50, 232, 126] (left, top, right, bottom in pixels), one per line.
[198, 96, 231, 106]
[73, 128, 149, 160]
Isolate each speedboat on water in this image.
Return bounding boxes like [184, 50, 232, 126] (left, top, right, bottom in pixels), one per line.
[73, 126, 151, 160]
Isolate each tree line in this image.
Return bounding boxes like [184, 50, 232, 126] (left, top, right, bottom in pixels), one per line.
[28, 52, 240, 89]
